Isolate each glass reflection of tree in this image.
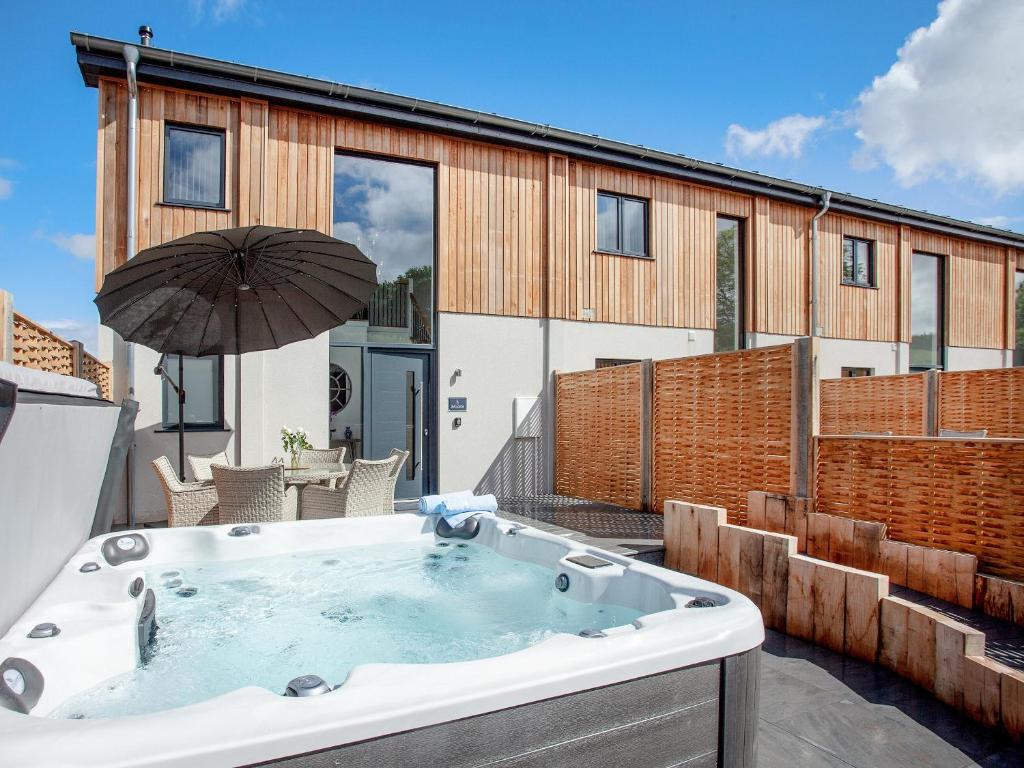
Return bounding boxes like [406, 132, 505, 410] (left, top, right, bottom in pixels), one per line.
[715, 226, 737, 352]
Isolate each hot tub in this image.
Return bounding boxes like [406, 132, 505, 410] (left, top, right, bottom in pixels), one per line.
[0, 514, 763, 767]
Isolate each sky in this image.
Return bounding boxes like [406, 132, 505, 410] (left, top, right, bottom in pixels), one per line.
[1, 0, 1022, 354]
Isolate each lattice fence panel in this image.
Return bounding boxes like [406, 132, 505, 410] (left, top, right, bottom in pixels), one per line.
[938, 367, 1024, 438]
[652, 344, 792, 525]
[554, 364, 643, 509]
[13, 312, 74, 376]
[820, 373, 926, 435]
[816, 436, 1024, 580]
[82, 353, 113, 400]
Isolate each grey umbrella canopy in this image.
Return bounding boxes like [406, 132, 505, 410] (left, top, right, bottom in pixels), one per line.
[95, 225, 378, 357]
[95, 225, 377, 483]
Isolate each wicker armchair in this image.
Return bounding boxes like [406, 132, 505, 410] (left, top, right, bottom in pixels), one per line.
[212, 464, 288, 525]
[302, 456, 399, 520]
[152, 456, 219, 527]
[383, 448, 410, 514]
[298, 447, 346, 465]
[187, 451, 230, 483]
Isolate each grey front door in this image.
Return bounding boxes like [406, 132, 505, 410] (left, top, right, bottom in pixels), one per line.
[365, 349, 431, 499]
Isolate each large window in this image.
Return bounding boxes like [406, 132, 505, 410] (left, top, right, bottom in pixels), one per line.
[161, 355, 223, 429]
[715, 216, 745, 353]
[332, 153, 435, 345]
[1015, 269, 1024, 366]
[911, 252, 944, 370]
[842, 236, 875, 288]
[596, 192, 648, 257]
[163, 124, 226, 208]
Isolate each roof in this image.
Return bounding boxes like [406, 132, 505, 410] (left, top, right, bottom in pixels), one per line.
[70, 32, 1024, 250]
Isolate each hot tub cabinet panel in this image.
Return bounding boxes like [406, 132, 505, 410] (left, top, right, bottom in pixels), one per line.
[254, 652, 760, 768]
[0, 515, 764, 768]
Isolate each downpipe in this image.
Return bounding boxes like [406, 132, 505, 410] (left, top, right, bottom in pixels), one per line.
[123, 44, 140, 526]
[810, 191, 831, 338]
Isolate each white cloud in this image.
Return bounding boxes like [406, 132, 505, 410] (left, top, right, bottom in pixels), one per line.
[42, 319, 98, 356]
[50, 232, 95, 261]
[725, 114, 827, 160]
[854, 0, 1024, 194]
[190, 0, 246, 23]
[0, 178, 11, 200]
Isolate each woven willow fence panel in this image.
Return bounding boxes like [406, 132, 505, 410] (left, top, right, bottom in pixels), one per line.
[554, 363, 643, 508]
[652, 345, 792, 525]
[12, 311, 111, 398]
[815, 436, 1024, 580]
[820, 373, 926, 435]
[13, 312, 74, 376]
[938, 367, 1024, 438]
[82, 353, 112, 400]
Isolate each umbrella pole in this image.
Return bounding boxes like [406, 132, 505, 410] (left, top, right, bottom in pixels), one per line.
[178, 353, 186, 482]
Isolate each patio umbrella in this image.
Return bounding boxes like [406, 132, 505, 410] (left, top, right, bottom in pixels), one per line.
[95, 225, 378, 480]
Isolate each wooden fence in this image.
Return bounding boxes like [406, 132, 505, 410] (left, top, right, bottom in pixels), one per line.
[820, 372, 928, 435]
[1, 293, 111, 399]
[815, 436, 1024, 581]
[652, 343, 806, 525]
[821, 366, 1024, 438]
[939, 367, 1024, 438]
[553, 362, 645, 509]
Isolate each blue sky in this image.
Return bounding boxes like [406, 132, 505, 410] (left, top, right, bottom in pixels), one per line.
[1, 0, 1021, 353]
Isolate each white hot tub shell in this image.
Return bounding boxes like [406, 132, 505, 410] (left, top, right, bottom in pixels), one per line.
[0, 514, 764, 767]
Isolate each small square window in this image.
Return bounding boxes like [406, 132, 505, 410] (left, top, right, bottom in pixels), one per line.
[161, 355, 224, 429]
[841, 367, 873, 378]
[842, 236, 875, 287]
[596, 192, 649, 257]
[164, 124, 226, 208]
[595, 358, 641, 369]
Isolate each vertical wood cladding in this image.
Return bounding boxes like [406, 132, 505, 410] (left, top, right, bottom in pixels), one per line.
[94, 80, 1016, 348]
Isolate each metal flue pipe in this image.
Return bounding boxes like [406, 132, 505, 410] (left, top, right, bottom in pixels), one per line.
[810, 191, 831, 337]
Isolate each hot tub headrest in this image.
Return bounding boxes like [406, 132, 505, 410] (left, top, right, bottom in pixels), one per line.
[435, 516, 481, 540]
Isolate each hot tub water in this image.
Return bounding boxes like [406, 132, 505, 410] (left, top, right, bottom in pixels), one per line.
[51, 538, 642, 719]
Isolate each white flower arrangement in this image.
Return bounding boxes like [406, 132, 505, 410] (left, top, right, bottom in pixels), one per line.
[280, 426, 312, 464]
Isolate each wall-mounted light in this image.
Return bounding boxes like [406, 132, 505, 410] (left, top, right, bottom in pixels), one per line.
[453, 368, 463, 378]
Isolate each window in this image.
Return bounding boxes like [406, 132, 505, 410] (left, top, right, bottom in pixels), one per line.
[329, 364, 353, 413]
[163, 124, 226, 208]
[1015, 269, 1024, 366]
[842, 237, 875, 287]
[332, 153, 435, 345]
[161, 355, 223, 429]
[596, 192, 648, 257]
[715, 216, 745, 353]
[910, 252, 944, 371]
[841, 367, 873, 378]
[595, 358, 640, 369]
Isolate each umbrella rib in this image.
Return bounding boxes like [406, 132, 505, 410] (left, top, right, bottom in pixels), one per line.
[150, 259, 236, 354]
[99, 253, 226, 301]
[278, 275, 361, 327]
[196, 263, 237, 356]
[100, 257, 228, 324]
[96, 250, 224, 283]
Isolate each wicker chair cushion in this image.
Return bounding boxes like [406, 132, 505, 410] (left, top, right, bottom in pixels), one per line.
[187, 451, 230, 482]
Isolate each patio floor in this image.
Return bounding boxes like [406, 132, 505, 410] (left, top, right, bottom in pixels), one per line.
[498, 495, 1024, 767]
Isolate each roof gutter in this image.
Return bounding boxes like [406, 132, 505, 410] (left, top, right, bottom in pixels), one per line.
[810, 191, 831, 337]
[69, 32, 1024, 251]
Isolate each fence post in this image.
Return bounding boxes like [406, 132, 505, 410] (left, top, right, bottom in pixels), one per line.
[924, 369, 940, 436]
[70, 340, 85, 379]
[790, 337, 820, 498]
[640, 359, 653, 512]
[0, 290, 12, 364]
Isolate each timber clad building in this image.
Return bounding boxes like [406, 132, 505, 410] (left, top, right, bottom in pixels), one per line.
[72, 32, 1024, 522]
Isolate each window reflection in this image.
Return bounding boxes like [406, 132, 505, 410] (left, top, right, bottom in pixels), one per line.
[911, 252, 943, 370]
[332, 154, 435, 345]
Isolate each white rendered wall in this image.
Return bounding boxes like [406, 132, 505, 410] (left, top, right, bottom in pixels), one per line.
[944, 346, 1008, 371]
[437, 313, 706, 497]
[816, 338, 905, 379]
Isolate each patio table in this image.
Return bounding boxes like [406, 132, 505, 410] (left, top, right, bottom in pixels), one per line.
[284, 463, 348, 520]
